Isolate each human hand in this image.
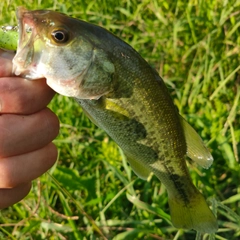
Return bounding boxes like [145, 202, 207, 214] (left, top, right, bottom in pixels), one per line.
[0, 50, 59, 208]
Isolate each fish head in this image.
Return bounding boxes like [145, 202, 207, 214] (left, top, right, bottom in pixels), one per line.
[13, 7, 115, 99]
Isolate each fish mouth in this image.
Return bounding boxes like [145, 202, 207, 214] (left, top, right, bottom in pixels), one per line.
[13, 7, 42, 77]
[16, 7, 36, 49]
[16, 6, 52, 38]
[16, 6, 55, 49]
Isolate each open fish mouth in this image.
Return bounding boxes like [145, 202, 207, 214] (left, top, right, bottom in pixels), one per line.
[13, 7, 44, 78]
[16, 7, 34, 45]
[16, 6, 55, 51]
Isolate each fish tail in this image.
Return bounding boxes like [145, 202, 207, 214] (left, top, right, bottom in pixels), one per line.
[168, 191, 218, 233]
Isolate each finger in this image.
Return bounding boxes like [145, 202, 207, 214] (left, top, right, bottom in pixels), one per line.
[0, 77, 55, 114]
[0, 182, 32, 209]
[0, 50, 14, 77]
[0, 108, 59, 158]
[0, 142, 58, 188]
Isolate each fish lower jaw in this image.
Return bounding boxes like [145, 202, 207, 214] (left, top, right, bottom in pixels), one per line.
[46, 77, 102, 99]
[46, 77, 81, 97]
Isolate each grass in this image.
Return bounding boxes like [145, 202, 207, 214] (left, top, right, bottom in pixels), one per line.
[0, 0, 240, 239]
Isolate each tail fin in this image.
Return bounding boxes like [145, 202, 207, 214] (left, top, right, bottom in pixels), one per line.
[168, 191, 218, 233]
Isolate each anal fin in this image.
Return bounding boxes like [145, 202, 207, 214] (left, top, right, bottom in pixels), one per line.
[126, 154, 151, 180]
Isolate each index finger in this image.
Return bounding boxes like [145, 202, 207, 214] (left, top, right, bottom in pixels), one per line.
[0, 77, 55, 114]
[0, 50, 55, 114]
[0, 50, 14, 77]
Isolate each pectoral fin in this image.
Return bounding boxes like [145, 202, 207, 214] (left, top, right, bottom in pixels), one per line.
[180, 116, 213, 169]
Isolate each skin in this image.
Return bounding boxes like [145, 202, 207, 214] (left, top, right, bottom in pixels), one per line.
[0, 49, 59, 208]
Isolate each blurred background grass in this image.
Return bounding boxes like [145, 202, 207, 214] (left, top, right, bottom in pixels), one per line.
[0, 0, 239, 239]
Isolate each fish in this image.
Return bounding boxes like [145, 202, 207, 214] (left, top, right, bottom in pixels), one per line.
[11, 7, 218, 233]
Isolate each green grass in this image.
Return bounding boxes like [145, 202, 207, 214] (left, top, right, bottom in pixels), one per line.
[0, 0, 240, 239]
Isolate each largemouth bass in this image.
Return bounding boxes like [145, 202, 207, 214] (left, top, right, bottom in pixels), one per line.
[11, 7, 218, 232]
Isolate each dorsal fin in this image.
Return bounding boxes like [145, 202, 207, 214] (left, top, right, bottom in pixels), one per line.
[180, 116, 213, 169]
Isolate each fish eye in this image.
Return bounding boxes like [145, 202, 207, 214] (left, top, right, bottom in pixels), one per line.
[51, 29, 69, 44]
